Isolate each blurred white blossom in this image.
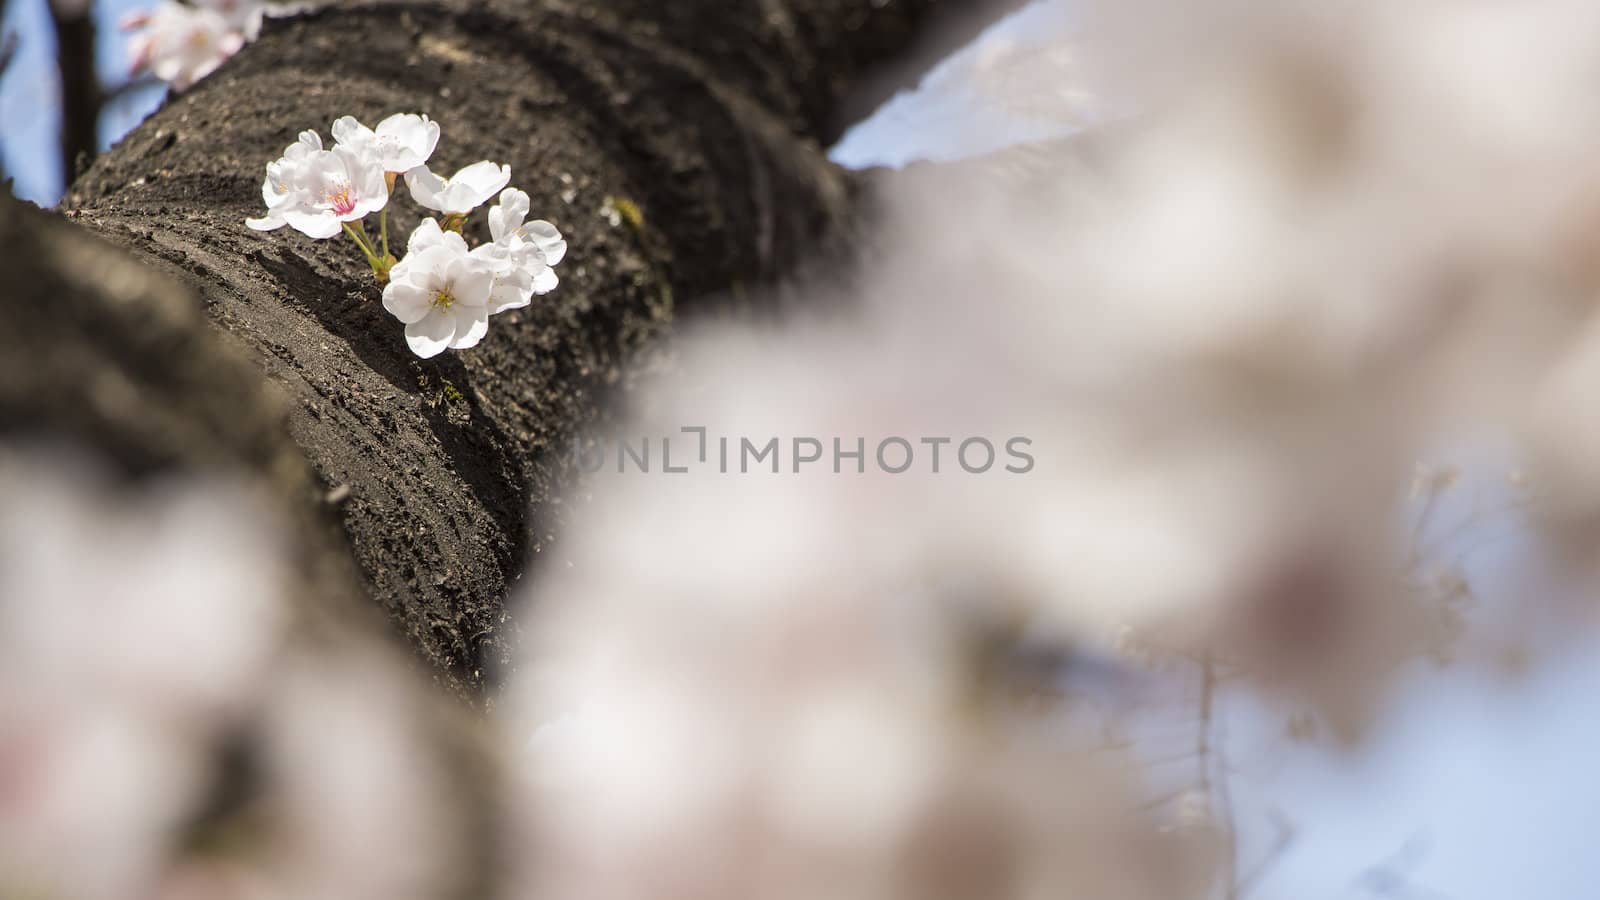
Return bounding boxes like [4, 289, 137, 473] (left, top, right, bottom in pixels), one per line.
[192, 0, 264, 40]
[0, 453, 290, 899]
[124, 1, 248, 91]
[502, 9, 1600, 900]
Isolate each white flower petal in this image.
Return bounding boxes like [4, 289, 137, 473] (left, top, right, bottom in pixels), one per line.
[453, 161, 512, 194]
[447, 258, 495, 307]
[521, 220, 567, 266]
[406, 218, 447, 253]
[412, 246, 460, 293]
[382, 280, 434, 325]
[486, 275, 533, 315]
[246, 212, 286, 231]
[489, 188, 530, 243]
[375, 113, 440, 171]
[260, 172, 286, 208]
[387, 256, 418, 285]
[449, 307, 490, 350]
[440, 230, 471, 257]
[282, 209, 342, 239]
[471, 242, 516, 276]
[331, 115, 372, 149]
[532, 267, 559, 294]
[348, 194, 387, 220]
[151, 54, 185, 83]
[405, 310, 456, 359]
[444, 161, 511, 213]
[413, 244, 461, 269]
[335, 144, 384, 184]
[405, 166, 448, 212]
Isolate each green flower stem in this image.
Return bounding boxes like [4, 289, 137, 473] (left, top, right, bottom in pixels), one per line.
[343, 221, 379, 263]
[379, 208, 390, 259]
[343, 222, 394, 283]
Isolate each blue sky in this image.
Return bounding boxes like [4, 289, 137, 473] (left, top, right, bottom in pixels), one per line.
[5, 2, 1598, 897]
[0, 0, 162, 204]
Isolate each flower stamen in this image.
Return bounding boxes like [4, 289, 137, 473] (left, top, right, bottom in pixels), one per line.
[326, 185, 357, 216]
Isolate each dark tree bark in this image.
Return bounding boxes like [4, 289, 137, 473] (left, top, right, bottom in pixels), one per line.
[50, 0, 100, 189]
[37, 0, 979, 695]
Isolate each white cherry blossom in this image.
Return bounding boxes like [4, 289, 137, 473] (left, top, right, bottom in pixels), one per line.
[245, 118, 569, 301]
[125, 1, 245, 91]
[382, 219, 497, 358]
[331, 113, 441, 175]
[245, 129, 322, 233]
[247, 144, 388, 240]
[405, 161, 512, 215]
[489, 188, 568, 267]
[469, 188, 566, 313]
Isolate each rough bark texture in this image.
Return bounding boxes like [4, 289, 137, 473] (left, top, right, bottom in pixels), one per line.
[50, 0, 967, 695]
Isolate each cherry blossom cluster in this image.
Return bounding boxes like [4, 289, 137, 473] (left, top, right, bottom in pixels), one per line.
[246, 113, 566, 359]
[0, 453, 492, 899]
[123, 0, 265, 90]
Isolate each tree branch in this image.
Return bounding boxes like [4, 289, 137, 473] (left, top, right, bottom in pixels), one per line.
[49, 0, 101, 191]
[53, 0, 993, 695]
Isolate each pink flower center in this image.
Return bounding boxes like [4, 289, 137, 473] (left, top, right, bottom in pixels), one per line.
[326, 185, 357, 216]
